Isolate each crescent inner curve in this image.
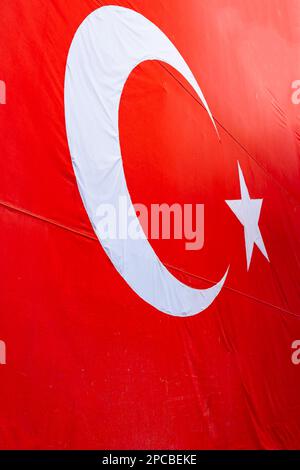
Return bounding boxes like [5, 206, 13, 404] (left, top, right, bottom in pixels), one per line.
[64, 5, 229, 316]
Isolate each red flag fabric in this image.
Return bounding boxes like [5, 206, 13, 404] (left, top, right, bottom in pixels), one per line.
[0, 0, 300, 449]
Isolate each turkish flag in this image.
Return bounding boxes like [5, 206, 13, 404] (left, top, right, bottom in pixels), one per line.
[0, 0, 300, 450]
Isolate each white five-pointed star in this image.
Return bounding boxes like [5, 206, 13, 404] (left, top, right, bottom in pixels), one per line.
[226, 163, 269, 270]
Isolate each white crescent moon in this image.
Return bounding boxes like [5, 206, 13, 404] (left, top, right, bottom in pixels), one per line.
[64, 6, 229, 317]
